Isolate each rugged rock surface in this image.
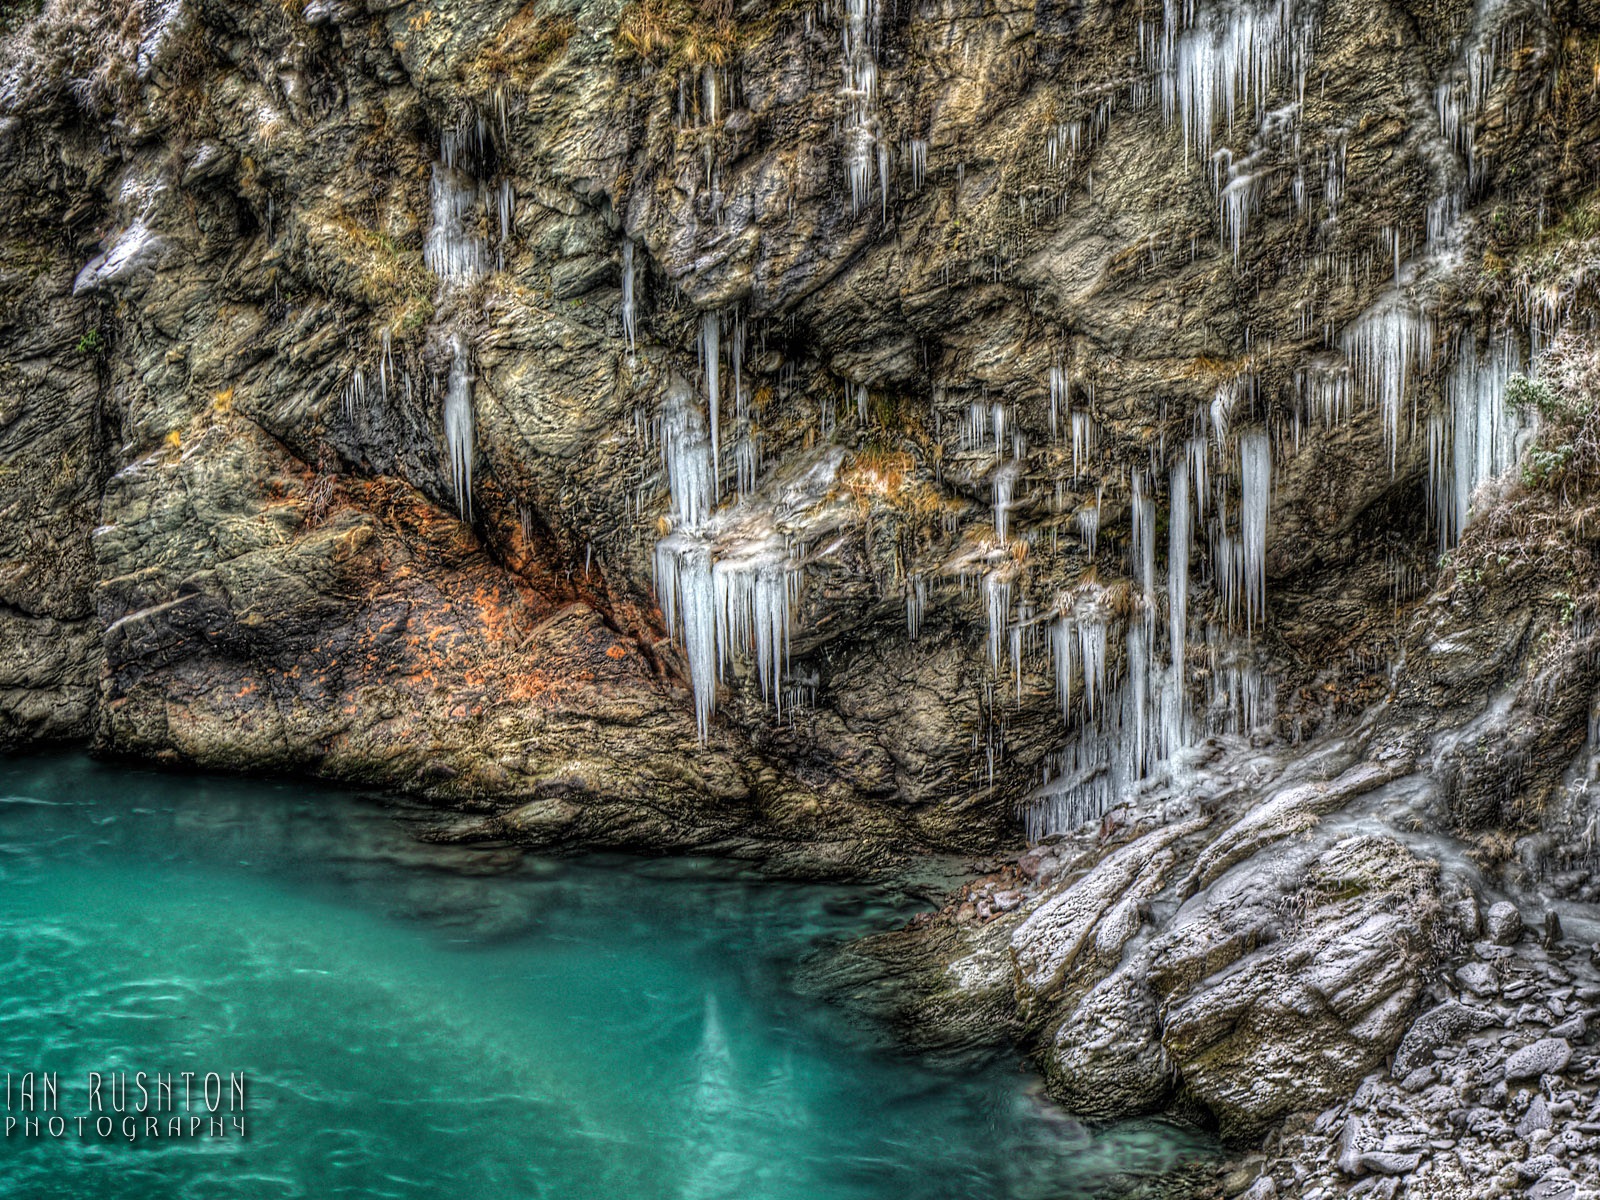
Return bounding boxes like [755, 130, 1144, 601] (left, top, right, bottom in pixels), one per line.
[2, 0, 1596, 851]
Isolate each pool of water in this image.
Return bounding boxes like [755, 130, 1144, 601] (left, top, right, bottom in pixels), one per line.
[0, 753, 1211, 1199]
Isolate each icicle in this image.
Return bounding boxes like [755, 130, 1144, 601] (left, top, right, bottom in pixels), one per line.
[1169, 458, 1190, 669]
[700, 312, 722, 487]
[1437, 335, 1530, 547]
[378, 328, 393, 406]
[1128, 619, 1151, 777]
[993, 462, 1019, 541]
[442, 332, 475, 519]
[1077, 617, 1108, 719]
[985, 572, 1010, 670]
[621, 240, 638, 354]
[1152, 0, 1318, 163]
[713, 538, 798, 713]
[1131, 472, 1155, 610]
[1218, 161, 1261, 265]
[1071, 411, 1097, 477]
[840, 0, 884, 216]
[424, 164, 487, 284]
[1188, 435, 1209, 523]
[1048, 361, 1068, 443]
[1076, 505, 1100, 556]
[660, 381, 715, 530]
[1240, 429, 1270, 629]
[1341, 296, 1434, 471]
[342, 366, 366, 419]
[1052, 616, 1075, 721]
[908, 138, 927, 190]
[906, 573, 927, 639]
[496, 179, 514, 269]
[654, 534, 718, 740]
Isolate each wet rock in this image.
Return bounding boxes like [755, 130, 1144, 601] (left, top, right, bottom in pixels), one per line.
[1543, 912, 1564, 950]
[1152, 836, 1441, 1142]
[1399, 1065, 1437, 1092]
[1457, 961, 1501, 996]
[1357, 1150, 1423, 1175]
[1337, 1115, 1372, 1176]
[1549, 1014, 1587, 1040]
[1042, 967, 1176, 1118]
[1527, 1176, 1577, 1200]
[1487, 903, 1525, 947]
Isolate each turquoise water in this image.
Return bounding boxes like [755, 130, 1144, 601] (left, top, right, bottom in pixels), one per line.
[0, 754, 1209, 1199]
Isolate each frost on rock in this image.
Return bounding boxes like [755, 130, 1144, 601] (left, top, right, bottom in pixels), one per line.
[135, 0, 191, 83]
[74, 220, 165, 295]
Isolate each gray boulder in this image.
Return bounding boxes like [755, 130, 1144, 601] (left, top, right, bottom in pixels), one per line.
[1504, 1038, 1573, 1082]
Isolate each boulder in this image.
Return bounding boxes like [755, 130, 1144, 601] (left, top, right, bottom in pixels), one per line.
[1486, 902, 1524, 946]
[1504, 1039, 1573, 1082]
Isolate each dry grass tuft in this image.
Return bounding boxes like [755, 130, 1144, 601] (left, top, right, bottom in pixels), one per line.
[616, 0, 738, 68]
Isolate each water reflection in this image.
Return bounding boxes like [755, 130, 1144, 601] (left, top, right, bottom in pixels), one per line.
[0, 753, 1212, 1199]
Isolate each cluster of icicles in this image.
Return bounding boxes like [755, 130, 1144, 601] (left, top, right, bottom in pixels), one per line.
[651, 307, 801, 743]
[319, 0, 1550, 842]
[638, 0, 1545, 832]
[971, 375, 1278, 840]
[342, 110, 517, 520]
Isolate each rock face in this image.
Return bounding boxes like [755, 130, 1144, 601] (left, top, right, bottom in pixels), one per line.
[1, 0, 1596, 863]
[824, 752, 1448, 1143]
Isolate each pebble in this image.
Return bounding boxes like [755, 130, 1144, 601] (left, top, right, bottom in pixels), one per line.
[1549, 1014, 1586, 1040]
[1528, 1177, 1577, 1200]
[1393, 1003, 1495, 1076]
[1458, 961, 1500, 995]
[1336, 1116, 1367, 1176]
[1505, 1038, 1573, 1082]
[1400, 1066, 1436, 1092]
[1516, 1155, 1560, 1182]
[1517, 1095, 1553, 1139]
[1357, 1150, 1423, 1175]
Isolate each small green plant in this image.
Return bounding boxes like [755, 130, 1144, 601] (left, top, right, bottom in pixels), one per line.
[1508, 366, 1600, 489]
[75, 328, 103, 355]
[1553, 589, 1578, 624]
[1522, 445, 1573, 488]
[1508, 373, 1565, 421]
